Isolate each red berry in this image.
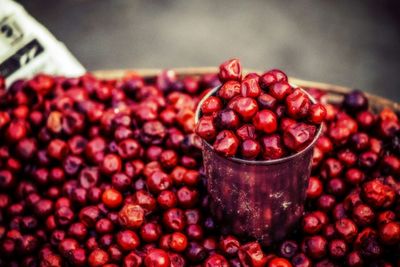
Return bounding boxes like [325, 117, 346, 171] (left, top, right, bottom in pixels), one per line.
[218, 80, 241, 100]
[236, 124, 257, 141]
[306, 177, 323, 199]
[241, 77, 261, 98]
[259, 72, 277, 89]
[204, 254, 229, 267]
[117, 230, 140, 250]
[335, 218, 358, 242]
[268, 257, 292, 267]
[283, 123, 317, 152]
[260, 134, 285, 160]
[308, 104, 326, 124]
[270, 82, 292, 101]
[195, 116, 217, 142]
[88, 249, 109, 267]
[144, 249, 170, 267]
[213, 130, 239, 157]
[238, 242, 268, 267]
[252, 110, 278, 134]
[258, 93, 278, 110]
[379, 222, 400, 245]
[219, 58, 242, 82]
[269, 69, 288, 82]
[102, 188, 123, 209]
[240, 139, 261, 159]
[118, 204, 145, 229]
[233, 97, 259, 121]
[169, 232, 188, 252]
[200, 96, 222, 115]
[286, 89, 311, 119]
[216, 109, 240, 129]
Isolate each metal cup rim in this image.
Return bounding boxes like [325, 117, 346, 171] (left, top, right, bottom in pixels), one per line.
[194, 84, 323, 166]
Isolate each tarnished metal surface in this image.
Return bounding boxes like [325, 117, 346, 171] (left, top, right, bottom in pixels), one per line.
[202, 136, 315, 245]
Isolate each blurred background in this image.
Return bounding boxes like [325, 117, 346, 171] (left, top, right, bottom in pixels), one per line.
[17, 0, 400, 101]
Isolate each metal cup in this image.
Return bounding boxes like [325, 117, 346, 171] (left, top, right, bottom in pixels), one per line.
[195, 86, 322, 245]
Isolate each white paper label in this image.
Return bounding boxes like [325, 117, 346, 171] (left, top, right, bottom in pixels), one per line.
[0, 0, 85, 87]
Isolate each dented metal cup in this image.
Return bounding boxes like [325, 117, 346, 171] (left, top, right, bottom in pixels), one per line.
[195, 86, 322, 245]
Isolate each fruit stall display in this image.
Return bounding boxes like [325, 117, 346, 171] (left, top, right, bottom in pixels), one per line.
[0, 60, 399, 266]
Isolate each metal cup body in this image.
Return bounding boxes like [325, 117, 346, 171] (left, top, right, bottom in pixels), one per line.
[196, 86, 321, 245]
[202, 140, 315, 245]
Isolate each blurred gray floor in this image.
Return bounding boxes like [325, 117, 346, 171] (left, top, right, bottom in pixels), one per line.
[16, 0, 400, 101]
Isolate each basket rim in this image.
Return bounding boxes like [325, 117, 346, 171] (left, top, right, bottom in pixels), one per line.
[93, 67, 399, 111]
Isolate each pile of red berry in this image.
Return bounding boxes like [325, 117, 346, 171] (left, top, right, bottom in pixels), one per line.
[0, 60, 399, 267]
[196, 59, 326, 160]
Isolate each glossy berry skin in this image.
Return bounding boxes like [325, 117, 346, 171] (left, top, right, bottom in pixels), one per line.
[308, 104, 326, 124]
[343, 90, 369, 112]
[219, 58, 242, 82]
[163, 208, 186, 232]
[170, 232, 188, 252]
[236, 124, 257, 141]
[241, 77, 261, 98]
[219, 236, 240, 257]
[335, 218, 358, 243]
[218, 81, 241, 100]
[346, 251, 363, 267]
[147, 171, 172, 193]
[157, 190, 178, 209]
[258, 93, 277, 110]
[269, 69, 288, 82]
[283, 123, 317, 152]
[352, 203, 375, 227]
[356, 110, 376, 129]
[213, 130, 239, 157]
[116, 230, 140, 250]
[362, 179, 395, 208]
[216, 109, 240, 130]
[123, 252, 142, 266]
[379, 222, 400, 245]
[48, 139, 69, 160]
[377, 116, 398, 138]
[102, 188, 123, 209]
[195, 116, 216, 142]
[301, 235, 327, 259]
[118, 204, 145, 229]
[259, 72, 277, 89]
[88, 249, 109, 267]
[269, 82, 292, 101]
[345, 168, 365, 185]
[306, 177, 323, 199]
[328, 239, 347, 259]
[240, 139, 261, 159]
[140, 222, 161, 243]
[200, 96, 222, 115]
[252, 110, 278, 134]
[101, 154, 122, 175]
[302, 213, 324, 235]
[6, 121, 27, 143]
[144, 249, 170, 267]
[233, 97, 259, 121]
[268, 257, 292, 267]
[238, 242, 268, 267]
[260, 134, 285, 160]
[204, 254, 229, 267]
[286, 89, 311, 119]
